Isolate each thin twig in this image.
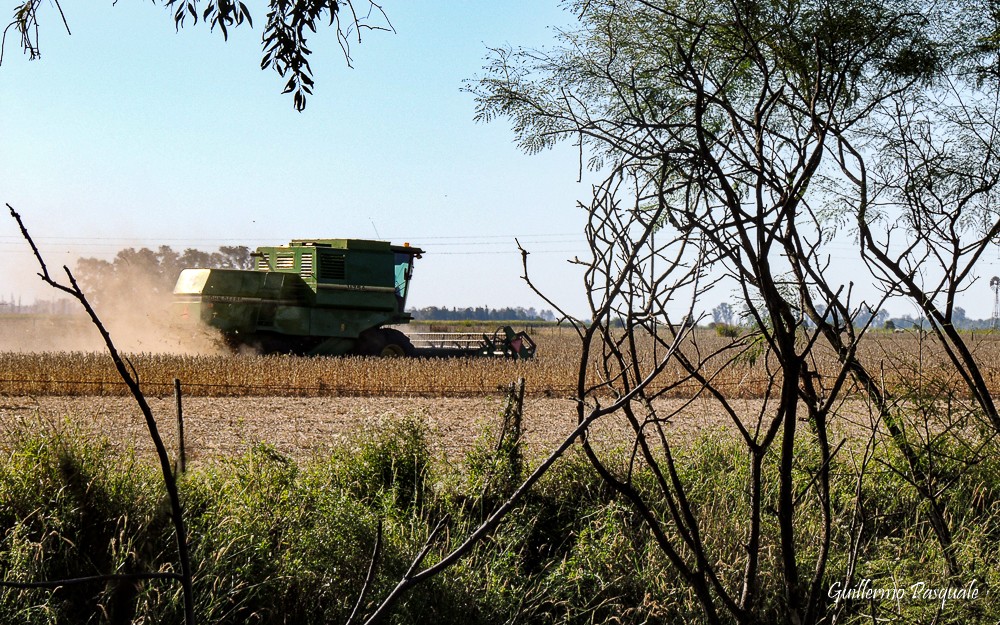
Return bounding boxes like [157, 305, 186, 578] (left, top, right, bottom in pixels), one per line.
[345, 519, 383, 625]
[7, 204, 196, 625]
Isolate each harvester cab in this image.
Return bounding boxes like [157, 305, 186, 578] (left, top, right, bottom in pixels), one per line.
[172, 238, 536, 360]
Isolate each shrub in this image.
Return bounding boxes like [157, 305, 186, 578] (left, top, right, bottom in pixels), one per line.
[714, 323, 740, 338]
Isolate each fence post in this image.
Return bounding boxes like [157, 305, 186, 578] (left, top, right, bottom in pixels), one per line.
[501, 377, 525, 484]
[174, 378, 186, 473]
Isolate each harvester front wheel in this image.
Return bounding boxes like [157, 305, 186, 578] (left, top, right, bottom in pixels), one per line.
[355, 328, 415, 357]
[378, 328, 415, 357]
[381, 343, 407, 357]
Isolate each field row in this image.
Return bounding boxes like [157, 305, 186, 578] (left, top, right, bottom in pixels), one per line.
[0, 351, 566, 397]
[1, 327, 999, 398]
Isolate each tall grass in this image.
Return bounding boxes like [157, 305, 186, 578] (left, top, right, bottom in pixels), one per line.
[2, 415, 1000, 623]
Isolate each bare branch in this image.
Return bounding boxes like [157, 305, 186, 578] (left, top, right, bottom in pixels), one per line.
[7, 204, 196, 625]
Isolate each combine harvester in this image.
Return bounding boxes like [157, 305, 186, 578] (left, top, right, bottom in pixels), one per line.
[173, 238, 536, 359]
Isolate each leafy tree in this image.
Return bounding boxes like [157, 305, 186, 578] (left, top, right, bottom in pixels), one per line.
[953, 306, 968, 328]
[466, 1, 1000, 623]
[74, 244, 250, 307]
[3, 0, 392, 109]
[851, 304, 888, 329]
[711, 302, 733, 326]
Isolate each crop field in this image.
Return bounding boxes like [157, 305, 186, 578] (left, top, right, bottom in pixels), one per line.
[0, 324, 572, 397]
[0, 322, 998, 398]
[1, 320, 998, 463]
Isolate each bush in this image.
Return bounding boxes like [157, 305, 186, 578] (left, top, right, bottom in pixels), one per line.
[714, 323, 740, 338]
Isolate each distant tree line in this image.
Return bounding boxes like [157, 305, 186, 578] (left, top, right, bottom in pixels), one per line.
[408, 306, 556, 322]
[814, 304, 998, 331]
[881, 308, 997, 331]
[0, 296, 74, 315]
[710, 300, 996, 331]
[74, 246, 252, 306]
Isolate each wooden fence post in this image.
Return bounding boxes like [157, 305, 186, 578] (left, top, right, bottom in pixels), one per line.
[174, 378, 186, 473]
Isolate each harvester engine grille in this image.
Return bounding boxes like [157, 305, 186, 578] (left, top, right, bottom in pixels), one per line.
[318, 253, 346, 280]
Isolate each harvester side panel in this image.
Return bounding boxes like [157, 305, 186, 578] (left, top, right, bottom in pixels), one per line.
[314, 247, 397, 310]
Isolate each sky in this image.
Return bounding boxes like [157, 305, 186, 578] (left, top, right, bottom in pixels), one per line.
[0, 1, 595, 317]
[4, 2, 1000, 322]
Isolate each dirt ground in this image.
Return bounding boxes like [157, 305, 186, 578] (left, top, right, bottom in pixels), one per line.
[0, 395, 766, 464]
[0, 394, 878, 467]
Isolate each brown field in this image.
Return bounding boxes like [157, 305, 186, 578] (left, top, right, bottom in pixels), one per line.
[0, 327, 573, 398]
[0, 322, 999, 399]
[0, 394, 879, 465]
[1, 318, 998, 463]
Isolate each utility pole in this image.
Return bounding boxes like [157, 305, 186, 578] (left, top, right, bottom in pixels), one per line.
[991, 276, 1000, 330]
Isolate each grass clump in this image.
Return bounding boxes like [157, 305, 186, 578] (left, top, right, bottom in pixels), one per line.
[0, 425, 169, 624]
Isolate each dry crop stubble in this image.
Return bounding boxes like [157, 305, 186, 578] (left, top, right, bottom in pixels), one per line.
[0, 351, 573, 398]
[0, 327, 996, 399]
[2, 327, 995, 465]
[0, 393, 808, 464]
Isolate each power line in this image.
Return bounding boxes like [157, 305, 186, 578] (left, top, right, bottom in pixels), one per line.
[0, 236, 590, 258]
[0, 233, 585, 244]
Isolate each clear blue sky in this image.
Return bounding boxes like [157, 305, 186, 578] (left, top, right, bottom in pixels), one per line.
[1, 1, 594, 317]
[4, 2, 1000, 322]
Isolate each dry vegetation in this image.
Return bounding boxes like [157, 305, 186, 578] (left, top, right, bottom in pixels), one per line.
[0, 322, 998, 399]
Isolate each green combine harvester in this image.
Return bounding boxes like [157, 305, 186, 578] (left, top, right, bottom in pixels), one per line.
[173, 238, 536, 359]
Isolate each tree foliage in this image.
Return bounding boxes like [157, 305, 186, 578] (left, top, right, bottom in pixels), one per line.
[2, 0, 391, 110]
[74, 245, 251, 307]
[408, 306, 556, 322]
[467, 1, 1000, 624]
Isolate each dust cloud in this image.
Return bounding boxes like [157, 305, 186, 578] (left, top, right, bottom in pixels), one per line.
[0, 271, 225, 355]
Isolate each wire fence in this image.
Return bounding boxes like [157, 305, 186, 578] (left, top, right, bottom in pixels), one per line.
[0, 376, 578, 398]
[0, 374, 806, 399]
